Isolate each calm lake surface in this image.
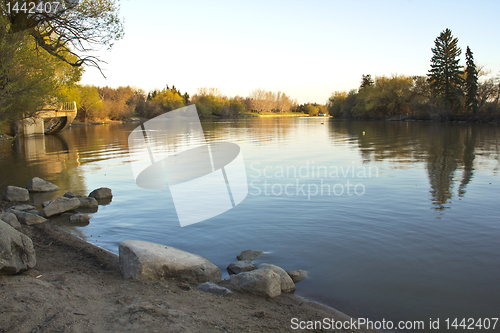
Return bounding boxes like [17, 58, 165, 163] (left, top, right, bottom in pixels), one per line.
[1, 118, 499, 332]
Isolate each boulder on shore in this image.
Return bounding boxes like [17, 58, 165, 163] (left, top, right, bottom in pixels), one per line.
[41, 196, 80, 217]
[63, 191, 83, 198]
[229, 268, 281, 298]
[0, 221, 36, 274]
[236, 249, 264, 261]
[119, 240, 221, 284]
[89, 187, 113, 199]
[197, 282, 235, 297]
[227, 260, 257, 275]
[8, 209, 47, 226]
[259, 263, 295, 293]
[0, 212, 21, 230]
[77, 197, 98, 209]
[286, 269, 308, 283]
[26, 177, 59, 192]
[2, 186, 29, 202]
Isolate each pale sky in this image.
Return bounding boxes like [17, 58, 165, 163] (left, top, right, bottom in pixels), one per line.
[80, 0, 500, 104]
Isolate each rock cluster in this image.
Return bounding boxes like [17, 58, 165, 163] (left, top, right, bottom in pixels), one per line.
[222, 249, 305, 298]
[117, 243, 308, 300]
[1, 178, 110, 224]
[0, 177, 113, 275]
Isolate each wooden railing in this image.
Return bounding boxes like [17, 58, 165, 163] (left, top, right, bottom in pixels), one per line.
[59, 101, 77, 112]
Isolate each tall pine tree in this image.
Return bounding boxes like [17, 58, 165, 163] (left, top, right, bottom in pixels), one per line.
[427, 28, 464, 107]
[360, 74, 374, 90]
[464, 46, 478, 114]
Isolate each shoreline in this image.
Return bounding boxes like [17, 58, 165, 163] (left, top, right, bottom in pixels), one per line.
[67, 112, 500, 127]
[0, 199, 381, 333]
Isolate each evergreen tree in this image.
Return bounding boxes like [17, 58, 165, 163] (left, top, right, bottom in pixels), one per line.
[427, 28, 464, 107]
[183, 92, 190, 104]
[360, 74, 374, 90]
[464, 46, 478, 113]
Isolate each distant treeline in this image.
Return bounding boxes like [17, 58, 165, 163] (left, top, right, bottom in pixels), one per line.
[328, 29, 500, 121]
[67, 85, 329, 121]
[327, 74, 500, 121]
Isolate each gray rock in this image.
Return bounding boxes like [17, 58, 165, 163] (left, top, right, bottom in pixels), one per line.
[0, 221, 36, 274]
[259, 263, 295, 292]
[0, 212, 21, 230]
[69, 213, 90, 224]
[26, 209, 40, 215]
[8, 209, 47, 226]
[236, 249, 264, 261]
[63, 191, 83, 198]
[77, 197, 98, 209]
[3, 186, 29, 202]
[286, 269, 308, 283]
[41, 196, 80, 217]
[89, 187, 113, 199]
[227, 260, 257, 275]
[197, 282, 235, 297]
[119, 240, 221, 284]
[229, 268, 281, 298]
[12, 204, 36, 212]
[26, 177, 59, 192]
[30, 192, 55, 207]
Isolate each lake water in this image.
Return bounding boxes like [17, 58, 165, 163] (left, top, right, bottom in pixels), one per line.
[1, 118, 499, 332]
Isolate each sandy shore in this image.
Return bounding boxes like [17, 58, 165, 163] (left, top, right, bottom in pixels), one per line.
[1, 207, 380, 332]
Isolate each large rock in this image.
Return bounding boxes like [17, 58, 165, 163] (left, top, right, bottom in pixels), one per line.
[30, 192, 56, 207]
[89, 187, 113, 199]
[119, 240, 221, 283]
[236, 249, 264, 261]
[2, 186, 29, 202]
[69, 213, 90, 225]
[229, 268, 281, 298]
[8, 209, 47, 226]
[286, 269, 308, 283]
[41, 196, 80, 217]
[26, 177, 59, 192]
[12, 204, 36, 212]
[77, 197, 98, 209]
[0, 212, 21, 230]
[259, 263, 295, 292]
[63, 191, 83, 198]
[227, 260, 257, 275]
[197, 282, 235, 297]
[0, 221, 36, 274]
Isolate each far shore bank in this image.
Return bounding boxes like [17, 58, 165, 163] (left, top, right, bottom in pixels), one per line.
[69, 112, 500, 127]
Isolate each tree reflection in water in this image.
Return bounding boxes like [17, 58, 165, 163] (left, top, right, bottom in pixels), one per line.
[328, 120, 500, 210]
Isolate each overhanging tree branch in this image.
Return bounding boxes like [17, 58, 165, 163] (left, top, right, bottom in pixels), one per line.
[2, 0, 123, 75]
